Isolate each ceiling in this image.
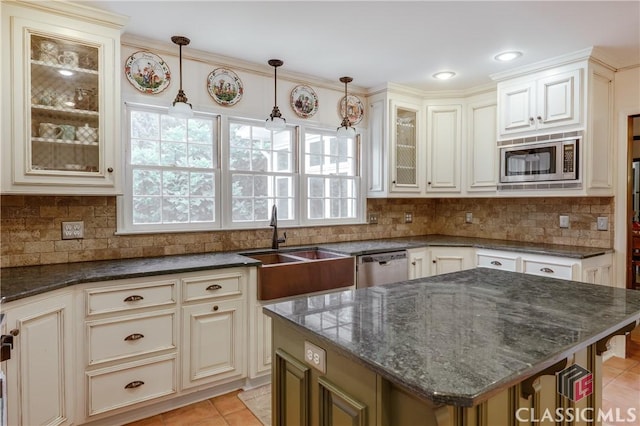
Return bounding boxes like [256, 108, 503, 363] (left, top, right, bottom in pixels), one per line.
[79, 1, 640, 92]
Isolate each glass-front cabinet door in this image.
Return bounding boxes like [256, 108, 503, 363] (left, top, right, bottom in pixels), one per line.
[1, 3, 124, 194]
[390, 100, 422, 193]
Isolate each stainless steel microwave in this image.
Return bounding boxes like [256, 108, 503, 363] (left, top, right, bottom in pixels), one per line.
[499, 137, 579, 183]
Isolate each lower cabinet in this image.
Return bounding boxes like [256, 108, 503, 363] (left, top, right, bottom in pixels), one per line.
[1, 289, 75, 426]
[408, 246, 475, 279]
[272, 317, 378, 426]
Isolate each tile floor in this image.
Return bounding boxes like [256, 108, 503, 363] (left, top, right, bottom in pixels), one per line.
[128, 327, 640, 426]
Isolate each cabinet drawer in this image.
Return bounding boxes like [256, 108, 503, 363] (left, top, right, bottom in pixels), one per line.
[182, 270, 245, 302]
[86, 279, 177, 316]
[476, 252, 520, 272]
[87, 355, 176, 416]
[522, 259, 575, 280]
[86, 311, 176, 365]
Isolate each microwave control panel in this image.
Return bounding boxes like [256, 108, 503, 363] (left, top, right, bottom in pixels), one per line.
[563, 144, 575, 173]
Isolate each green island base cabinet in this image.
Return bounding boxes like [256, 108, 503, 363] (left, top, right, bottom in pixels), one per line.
[265, 269, 640, 426]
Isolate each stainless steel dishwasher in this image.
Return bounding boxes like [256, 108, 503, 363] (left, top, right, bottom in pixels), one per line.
[357, 251, 408, 287]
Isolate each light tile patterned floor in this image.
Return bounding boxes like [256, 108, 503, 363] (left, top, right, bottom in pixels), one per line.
[128, 327, 640, 426]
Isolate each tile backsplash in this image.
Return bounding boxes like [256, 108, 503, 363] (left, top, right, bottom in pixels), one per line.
[0, 195, 613, 267]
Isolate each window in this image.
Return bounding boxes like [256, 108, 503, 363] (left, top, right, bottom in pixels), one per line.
[119, 104, 218, 233]
[228, 120, 295, 225]
[303, 130, 358, 221]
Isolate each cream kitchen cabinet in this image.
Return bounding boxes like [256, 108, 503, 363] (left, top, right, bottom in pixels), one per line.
[248, 268, 272, 380]
[81, 276, 178, 421]
[408, 246, 475, 278]
[181, 269, 247, 389]
[1, 288, 75, 426]
[475, 249, 521, 272]
[1, 1, 126, 195]
[466, 93, 498, 193]
[390, 99, 423, 194]
[425, 103, 463, 193]
[497, 68, 581, 138]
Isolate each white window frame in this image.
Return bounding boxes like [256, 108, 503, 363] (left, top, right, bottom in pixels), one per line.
[222, 117, 297, 229]
[300, 127, 363, 226]
[117, 103, 221, 234]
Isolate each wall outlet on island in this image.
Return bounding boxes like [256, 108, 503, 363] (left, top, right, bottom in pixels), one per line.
[559, 215, 570, 229]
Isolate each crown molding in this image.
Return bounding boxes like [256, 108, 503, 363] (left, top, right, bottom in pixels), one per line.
[489, 47, 595, 82]
[10, 0, 129, 29]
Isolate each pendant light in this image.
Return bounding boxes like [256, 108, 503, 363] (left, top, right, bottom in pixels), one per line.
[265, 59, 286, 131]
[337, 76, 356, 139]
[168, 35, 193, 119]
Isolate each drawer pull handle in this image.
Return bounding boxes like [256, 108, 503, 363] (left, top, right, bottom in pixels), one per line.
[206, 284, 222, 291]
[124, 333, 144, 341]
[124, 295, 144, 302]
[213, 305, 219, 311]
[490, 260, 503, 266]
[540, 267, 555, 273]
[124, 380, 145, 389]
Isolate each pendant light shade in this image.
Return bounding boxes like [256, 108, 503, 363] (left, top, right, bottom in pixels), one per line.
[168, 35, 193, 119]
[337, 76, 356, 139]
[265, 59, 286, 131]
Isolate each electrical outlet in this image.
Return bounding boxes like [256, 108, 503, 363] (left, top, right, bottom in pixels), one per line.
[368, 212, 378, 224]
[597, 217, 608, 231]
[559, 215, 569, 229]
[304, 341, 326, 373]
[465, 212, 473, 224]
[62, 221, 84, 239]
[405, 212, 413, 223]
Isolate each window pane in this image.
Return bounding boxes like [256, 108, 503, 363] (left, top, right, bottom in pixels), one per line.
[161, 116, 186, 141]
[188, 144, 213, 168]
[255, 198, 269, 221]
[163, 171, 189, 196]
[251, 150, 269, 171]
[229, 147, 250, 170]
[254, 175, 269, 197]
[133, 169, 161, 195]
[188, 119, 213, 144]
[308, 177, 324, 198]
[309, 199, 323, 219]
[133, 196, 161, 224]
[162, 197, 189, 222]
[190, 172, 214, 197]
[232, 198, 253, 222]
[131, 140, 160, 165]
[232, 174, 253, 197]
[131, 111, 159, 139]
[190, 198, 215, 222]
[161, 142, 188, 167]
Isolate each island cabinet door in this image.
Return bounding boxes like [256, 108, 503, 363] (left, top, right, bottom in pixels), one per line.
[272, 317, 378, 426]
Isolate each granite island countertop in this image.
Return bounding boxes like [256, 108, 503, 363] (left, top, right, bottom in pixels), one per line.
[1, 234, 612, 303]
[263, 268, 640, 407]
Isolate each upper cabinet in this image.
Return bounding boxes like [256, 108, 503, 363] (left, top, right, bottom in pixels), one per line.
[498, 69, 580, 137]
[1, 1, 127, 195]
[493, 51, 615, 196]
[390, 99, 423, 193]
[425, 103, 462, 193]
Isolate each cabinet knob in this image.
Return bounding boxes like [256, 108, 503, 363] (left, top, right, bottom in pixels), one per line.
[392, 180, 396, 184]
[536, 116, 542, 121]
[124, 333, 144, 341]
[107, 167, 114, 173]
[206, 284, 222, 291]
[428, 182, 432, 185]
[9, 329, 19, 336]
[411, 261, 416, 266]
[529, 117, 535, 123]
[124, 380, 145, 389]
[212, 305, 219, 311]
[124, 295, 144, 302]
[432, 260, 436, 264]
[540, 267, 554, 274]
[490, 260, 503, 266]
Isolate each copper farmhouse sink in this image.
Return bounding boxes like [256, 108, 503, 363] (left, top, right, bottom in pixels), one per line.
[244, 249, 355, 300]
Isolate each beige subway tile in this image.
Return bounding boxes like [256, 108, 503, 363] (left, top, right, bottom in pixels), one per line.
[40, 251, 69, 264]
[2, 242, 25, 255]
[24, 241, 55, 253]
[54, 239, 83, 252]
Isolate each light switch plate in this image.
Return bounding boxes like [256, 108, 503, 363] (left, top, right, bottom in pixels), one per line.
[597, 217, 608, 231]
[368, 212, 378, 224]
[465, 212, 473, 224]
[559, 215, 569, 229]
[304, 341, 326, 373]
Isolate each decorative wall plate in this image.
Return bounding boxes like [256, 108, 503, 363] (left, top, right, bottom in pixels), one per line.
[207, 68, 244, 106]
[339, 94, 364, 125]
[290, 85, 319, 118]
[124, 51, 171, 94]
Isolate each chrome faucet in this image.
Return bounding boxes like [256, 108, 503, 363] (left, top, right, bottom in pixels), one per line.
[270, 204, 286, 250]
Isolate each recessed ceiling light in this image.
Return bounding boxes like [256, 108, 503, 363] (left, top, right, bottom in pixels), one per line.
[433, 71, 456, 80]
[494, 51, 523, 62]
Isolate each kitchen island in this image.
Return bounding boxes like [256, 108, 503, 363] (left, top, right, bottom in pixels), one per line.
[263, 268, 640, 426]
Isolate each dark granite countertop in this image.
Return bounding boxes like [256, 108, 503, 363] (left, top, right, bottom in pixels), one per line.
[0, 253, 260, 303]
[0, 234, 611, 303]
[318, 234, 611, 258]
[263, 268, 640, 407]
